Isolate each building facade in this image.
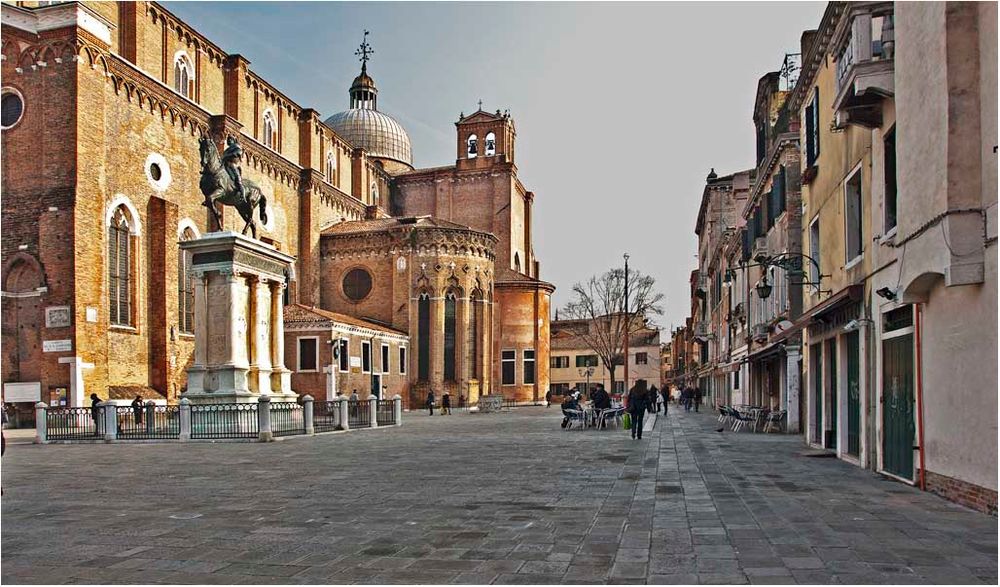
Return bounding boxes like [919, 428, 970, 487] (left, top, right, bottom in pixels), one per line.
[0, 0, 553, 420]
[550, 317, 661, 399]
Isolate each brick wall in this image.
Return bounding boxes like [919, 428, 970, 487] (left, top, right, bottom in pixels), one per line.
[923, 469, 998, 516]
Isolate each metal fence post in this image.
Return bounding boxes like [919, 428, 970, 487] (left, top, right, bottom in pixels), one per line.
[393, 394, 402, 426]
[258, 395, 273, 442]
[179, 398, 192, 441]
[34, 402, 47, 444]
[369, 396, 378, 428]
[102, 402, 117, 442]
[339, 397, 350, 431]
[303, 395, 314, 435]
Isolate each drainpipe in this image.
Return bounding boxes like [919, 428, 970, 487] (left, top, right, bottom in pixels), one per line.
[914, 303, 927, 491]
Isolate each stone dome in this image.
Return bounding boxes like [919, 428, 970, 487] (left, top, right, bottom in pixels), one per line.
[324, 108, 412, 167]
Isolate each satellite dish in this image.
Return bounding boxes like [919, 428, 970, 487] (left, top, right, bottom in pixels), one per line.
[774, 320, 794, 334]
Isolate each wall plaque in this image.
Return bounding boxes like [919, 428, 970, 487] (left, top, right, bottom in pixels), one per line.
[45, 306, 71, 328]
[42, 339, 72, 353]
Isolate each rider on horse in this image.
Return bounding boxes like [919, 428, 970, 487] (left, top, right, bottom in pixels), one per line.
[221, 136, 247, 206]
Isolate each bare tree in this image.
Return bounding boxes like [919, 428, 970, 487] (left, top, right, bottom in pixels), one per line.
[560, 266, 664, 394]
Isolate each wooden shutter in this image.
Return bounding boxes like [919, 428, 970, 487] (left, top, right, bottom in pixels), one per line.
[108, 225, 119, 324]
[118, 227, 130, 325]
[812, 90, 821, 160]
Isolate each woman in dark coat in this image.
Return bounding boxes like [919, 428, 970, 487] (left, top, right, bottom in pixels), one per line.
[627, 380, 649, 440]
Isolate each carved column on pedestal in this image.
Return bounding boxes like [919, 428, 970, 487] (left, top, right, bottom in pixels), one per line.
[251, 276, 273, 394]
[270, 280, 291, 394]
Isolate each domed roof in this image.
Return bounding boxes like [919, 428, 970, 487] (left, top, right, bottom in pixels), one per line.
[324, 108, 412, 167]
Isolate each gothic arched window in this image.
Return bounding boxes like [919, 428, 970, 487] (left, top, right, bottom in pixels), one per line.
[485, 132, 496, 156]
[417, 293, 430, 381]
[108, 206, 133, 326]
[177, 226, 196, 333]
[173, 52, 194, 99]
[326, 151, 337, 183]
[444, 292, 457, 382]
[262, 109, 277, 150]
[469, 289, 483, 379]
[467, 134, 478, 159]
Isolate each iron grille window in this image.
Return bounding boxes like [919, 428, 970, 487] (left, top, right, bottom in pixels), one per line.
[523, 349, 536, 385]
[575, 355, 598, 368]
[444, 294, 456, 381]
[1, 91, 24, 128]
[418, 295, 430, 380]
[501, 350, 516, 385]
[636, 352, 648, 365]
[551, 356, 569, 369]
[883, 306, 913, 332]
[108, 207, 132, 326]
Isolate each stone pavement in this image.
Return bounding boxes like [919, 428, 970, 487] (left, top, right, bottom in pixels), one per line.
[1, 406, 996, 585]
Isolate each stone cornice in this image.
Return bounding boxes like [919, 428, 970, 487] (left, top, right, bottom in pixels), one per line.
[107, 49, 211, 137]
[300, 169, 368, 216]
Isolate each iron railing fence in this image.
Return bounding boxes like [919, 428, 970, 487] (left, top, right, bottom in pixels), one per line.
[190, 403, 258, 439]
[376, 399, 395, 426]
[347, 400, 370, 428]
[46, 406, 105, 440]
[314, 401, 342, 432]
[116, 405, 180, 439]
[270, 402, 305, 437]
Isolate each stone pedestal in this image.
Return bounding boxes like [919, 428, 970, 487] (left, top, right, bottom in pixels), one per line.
[181, 231, 298, 405]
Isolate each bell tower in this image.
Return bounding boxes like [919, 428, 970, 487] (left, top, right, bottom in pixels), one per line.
[455, 102, 516, 171]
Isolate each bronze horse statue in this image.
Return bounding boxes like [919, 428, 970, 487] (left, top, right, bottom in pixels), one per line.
[198, 137, 268, 238]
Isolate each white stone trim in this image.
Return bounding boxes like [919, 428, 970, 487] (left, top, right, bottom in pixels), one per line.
[1, 86, 25, 130]
[144, 152, 172, 192]
[105, 194, 142, 236]
[177, 218, 201, 240]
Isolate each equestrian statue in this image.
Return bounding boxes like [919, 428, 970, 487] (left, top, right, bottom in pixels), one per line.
[198, 136, 268, 239]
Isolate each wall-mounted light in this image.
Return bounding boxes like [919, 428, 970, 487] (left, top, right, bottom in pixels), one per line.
[756, 278, 772, 300]
[876, 287, 896, 301]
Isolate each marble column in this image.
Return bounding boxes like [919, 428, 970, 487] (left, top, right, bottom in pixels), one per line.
[270, 280, 291, 394]
[187, 272, 209, 394]
[251, 277, 273, 395]
[430, 294, 445, 390]
[786, 344, 801, 433]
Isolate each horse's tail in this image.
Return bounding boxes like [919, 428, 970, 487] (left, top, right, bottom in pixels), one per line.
[258, 192, 268, 225]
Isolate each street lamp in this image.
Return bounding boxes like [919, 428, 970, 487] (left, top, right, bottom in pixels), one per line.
[755, 277, 773, 300]
[623, 252, 630, 396]
[578, 367, 595, 398]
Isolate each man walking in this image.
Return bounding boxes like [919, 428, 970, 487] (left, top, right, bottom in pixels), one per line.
[426, 390, 435, 416]
[627, 380, 649, 440]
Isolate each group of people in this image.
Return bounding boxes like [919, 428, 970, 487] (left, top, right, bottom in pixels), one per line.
[679, 386, 703, 412]
[559, 379, 673, 440]
[425, 390, 461, 415]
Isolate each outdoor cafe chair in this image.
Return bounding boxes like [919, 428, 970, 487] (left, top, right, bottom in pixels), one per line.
[730, 409, 755, 432]
[763, 409, 786, 433]
[562, 408, 587, 430]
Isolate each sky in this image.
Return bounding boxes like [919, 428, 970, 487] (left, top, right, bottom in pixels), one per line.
[166, 1, 825, 330]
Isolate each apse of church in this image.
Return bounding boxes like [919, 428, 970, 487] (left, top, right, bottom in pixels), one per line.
[0, 1, 552, 410]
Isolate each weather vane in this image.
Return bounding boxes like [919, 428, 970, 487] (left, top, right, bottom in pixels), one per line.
[356, 30, 374, 70]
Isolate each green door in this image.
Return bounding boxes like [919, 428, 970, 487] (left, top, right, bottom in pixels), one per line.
[846, 331, 861, 457]
[826, 339, 838, 449]
[811, 343, 822, 444]
[882, 334, 915, 479]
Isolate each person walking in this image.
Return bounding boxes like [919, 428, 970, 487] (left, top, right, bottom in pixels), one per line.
[441, 391, 452, 415]
[426, 390, 435, 416]
[661, 386, 670, 414]
[131, 395, 144, 426]
[694, 387, 703, 413]
[627, 380, 649, 440]
[90, 393, 102, 436]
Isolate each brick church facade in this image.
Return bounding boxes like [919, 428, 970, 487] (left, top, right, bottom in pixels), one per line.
[1, 1, 553, 417]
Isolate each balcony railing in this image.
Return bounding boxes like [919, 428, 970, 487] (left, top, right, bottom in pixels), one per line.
[832, 4, 894, 127]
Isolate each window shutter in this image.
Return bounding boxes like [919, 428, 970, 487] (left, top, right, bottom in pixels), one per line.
[119, 228, 130, 325]
[804, 101, 815, 166]
[108, 226, 118, 325]
[742, 229, 751, 261]
[777, 166, 787, 213]
[812, 90, 821, 159]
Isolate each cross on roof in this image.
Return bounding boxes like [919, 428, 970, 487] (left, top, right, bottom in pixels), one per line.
[477, 99, 483, 111]
[356, 30, 374, 67]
